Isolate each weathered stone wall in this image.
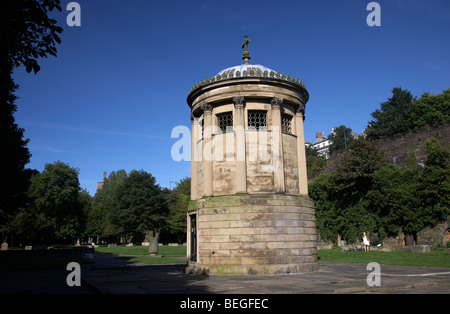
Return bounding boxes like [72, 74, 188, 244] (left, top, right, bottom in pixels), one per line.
[417, 218, 450, 247]
[376, 124, 450, 167]
[246, 130, 275, 193]
[283, 133, 299, 194]
[188, 194, 318, 275]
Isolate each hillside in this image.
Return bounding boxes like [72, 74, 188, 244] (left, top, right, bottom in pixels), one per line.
[321, 124, 450, 175]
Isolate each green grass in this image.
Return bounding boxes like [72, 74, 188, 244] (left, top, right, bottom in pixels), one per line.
[95, 244, 187, 265]
[318, 247, 450, 268]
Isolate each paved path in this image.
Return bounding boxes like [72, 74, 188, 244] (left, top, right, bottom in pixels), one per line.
[80, 252, 450, 294]
[1, 252, 449, 295]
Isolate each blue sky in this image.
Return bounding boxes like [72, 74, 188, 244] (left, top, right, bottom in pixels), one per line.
[12, 0, 450, 195]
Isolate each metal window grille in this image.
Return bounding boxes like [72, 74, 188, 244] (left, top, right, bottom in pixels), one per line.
[217, 112, 233, 133]
[248, 110, 267, 130]
[281, 114, 292, 134]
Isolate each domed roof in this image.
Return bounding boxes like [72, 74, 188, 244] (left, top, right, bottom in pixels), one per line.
[217, 64, 276, 78]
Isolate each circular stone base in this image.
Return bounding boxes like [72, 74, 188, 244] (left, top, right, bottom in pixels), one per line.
[187, 194, 319, 275]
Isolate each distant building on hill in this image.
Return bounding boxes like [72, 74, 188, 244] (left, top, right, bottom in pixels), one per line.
[307, 129, 359, 159]
[306, 131, 332, 159]
[97, 172, 107, 191]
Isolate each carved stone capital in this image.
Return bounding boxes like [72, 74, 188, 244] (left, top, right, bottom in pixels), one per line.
[232, 96, 245, 109]
[270, 97, 283, 109]
[296, 103, 305, 115]
[191, 116, 199, 124]
[201, 103, 213, 114]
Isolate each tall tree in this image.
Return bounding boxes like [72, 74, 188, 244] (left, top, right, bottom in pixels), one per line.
[309, 173, 340, 243]
[366, 87, 415, 140]
[108, 170, 168, 245]
[366, 165, 418, 238]
[164, 177, 190, 244]
[334, 138, 387, 203]
[88, 170, 128, 241]
[410, 89, 450, 131]
[28, 161, 85, 243]
[416, 138, 450, 230]
[327, 125, 354, 156]
[0, 0, 63, 242]
[310, 138, 387, 244]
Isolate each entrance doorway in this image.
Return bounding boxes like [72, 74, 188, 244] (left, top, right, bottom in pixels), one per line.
[190, 214, 197, 262]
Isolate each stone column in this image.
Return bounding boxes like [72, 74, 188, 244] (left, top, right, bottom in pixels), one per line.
[191, 116, 199, 200]
[295, 104, 308, 195]
[201, 103, 214, 197]
[233, 96, 247, 194]
[270, 97, 285, 193]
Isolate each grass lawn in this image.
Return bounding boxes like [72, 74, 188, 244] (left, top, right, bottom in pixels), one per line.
[318, 247, 450, 268]
[95, 244, 187, 265]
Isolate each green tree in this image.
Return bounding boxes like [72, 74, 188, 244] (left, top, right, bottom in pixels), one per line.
[416, 138, 450, 230]
[1, 0, 63, 75]
[366, 87, 415, 140]
[334, 138, 387, 203]
[88, 170, 128, 241]
[410, 89, 450, 131]
[28, 161, 85, 243]
[164, 177, 190, 244]
[3, 169, 40, 243]
[78, 188, 92, 241]
[310, 138, 387, 244]
[305, 145, 326, 181]
[309, 173, 340, 243]
[0, 0, 63, 242]
[328, 125, 354, 156]
[108, 170, 168, 244]
[366, 164, 418, 239]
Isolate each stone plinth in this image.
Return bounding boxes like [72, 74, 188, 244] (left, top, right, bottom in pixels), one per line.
[187, 194, 318, 275]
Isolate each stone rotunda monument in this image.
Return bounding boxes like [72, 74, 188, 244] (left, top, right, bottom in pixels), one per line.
[186, 37, 318, 275]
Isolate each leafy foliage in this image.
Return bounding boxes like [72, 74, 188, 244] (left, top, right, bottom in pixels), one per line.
[164, 177, 190, 244]
[366, 87, 450, 140]
[327, 125, 354, 156]
[1, 0, 63, 74]
[27, 161, 85, 242]
[310, 137, 450, 245]
[88, 170, 127, 240]
[90, 170, 169, 243]
[110, 170, 168, 237]
[305, 145, 326, 181]
[0, 0, 63, 242]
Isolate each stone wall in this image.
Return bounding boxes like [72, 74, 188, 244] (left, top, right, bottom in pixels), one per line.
[246, 130, 275, 193]
[376, 124, 450, 168]
[187, 194, 318, 275]
[417, 218, 450, 247]
[283, 133, 300, 194]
